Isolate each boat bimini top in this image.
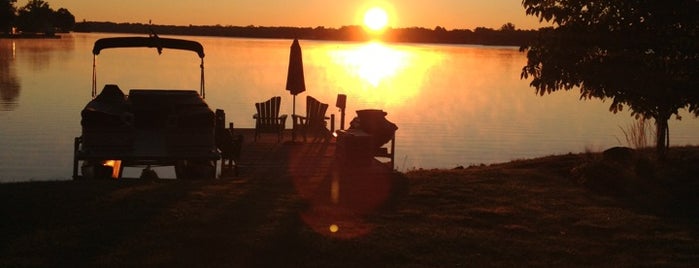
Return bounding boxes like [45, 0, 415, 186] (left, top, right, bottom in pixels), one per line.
[91, 35, 207, 98]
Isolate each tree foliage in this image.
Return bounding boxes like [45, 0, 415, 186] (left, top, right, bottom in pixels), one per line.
[1, 0, 17, 32]
[2, 0, 74, 33]
[16, 0, 53, 32]
[520, 0, 699, 157]
[500, 22, 516, 31]
[53, 7, 74, 31]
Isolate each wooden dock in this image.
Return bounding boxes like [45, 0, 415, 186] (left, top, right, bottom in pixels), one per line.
[230, 128, 335, 177]
[227, 128, 393, 179]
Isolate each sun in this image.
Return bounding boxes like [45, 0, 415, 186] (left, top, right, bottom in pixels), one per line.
[363, 7, 389, 32]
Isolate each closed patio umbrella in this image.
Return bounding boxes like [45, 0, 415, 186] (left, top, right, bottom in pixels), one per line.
[286, 38, 306, 141]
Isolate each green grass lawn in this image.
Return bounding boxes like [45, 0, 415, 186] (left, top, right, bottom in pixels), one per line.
[1, 147, 697, 267]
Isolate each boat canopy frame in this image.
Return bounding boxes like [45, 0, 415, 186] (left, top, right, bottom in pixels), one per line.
[91, 35, 207, 98]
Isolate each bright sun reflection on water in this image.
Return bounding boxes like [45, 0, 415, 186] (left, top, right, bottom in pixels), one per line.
[324, 42, 443, 107]
[335, 42, 404, 87]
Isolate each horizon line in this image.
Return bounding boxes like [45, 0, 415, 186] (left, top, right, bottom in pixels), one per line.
[77, 20, 544, 32]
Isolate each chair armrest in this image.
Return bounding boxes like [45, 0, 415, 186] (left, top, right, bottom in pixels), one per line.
[253, 113, 259, 119]
[278, 114, 288, 125]
[292, 114, 307, 126]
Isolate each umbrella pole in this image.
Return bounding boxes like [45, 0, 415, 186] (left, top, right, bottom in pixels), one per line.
[292, 95, 296, 142]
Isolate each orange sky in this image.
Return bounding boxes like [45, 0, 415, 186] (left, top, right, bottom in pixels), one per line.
[49, 0, 545, 30]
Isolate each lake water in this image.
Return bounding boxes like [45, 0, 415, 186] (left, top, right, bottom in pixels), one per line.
[1, 33, 697, 182]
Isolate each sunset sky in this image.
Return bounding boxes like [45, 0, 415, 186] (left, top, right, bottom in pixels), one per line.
[48, 0, 545, 30]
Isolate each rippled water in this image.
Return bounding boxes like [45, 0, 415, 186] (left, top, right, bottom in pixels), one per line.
[1, 33, 697, 182]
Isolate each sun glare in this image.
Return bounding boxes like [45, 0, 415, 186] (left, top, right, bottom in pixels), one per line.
[340, 42, 406, 87]
[363, 7, 388, 32]
[325, 42, 444, 106]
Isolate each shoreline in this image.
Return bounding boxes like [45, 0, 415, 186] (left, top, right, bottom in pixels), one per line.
[0, 33, 62, 39]
[2, 145, 697, 184]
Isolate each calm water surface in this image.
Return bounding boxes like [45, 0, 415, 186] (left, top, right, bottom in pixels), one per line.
[1, 33, 697, 182]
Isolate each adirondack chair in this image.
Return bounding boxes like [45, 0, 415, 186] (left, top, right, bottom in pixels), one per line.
[253, 96, 288, 142]
[292, 96, 333, 142]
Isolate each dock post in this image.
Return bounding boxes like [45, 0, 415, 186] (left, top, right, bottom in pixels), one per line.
[336, 94, 346, 130]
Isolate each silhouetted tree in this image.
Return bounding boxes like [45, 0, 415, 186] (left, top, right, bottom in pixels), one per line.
[52, 7, 74, 32]
[521, 0, 699, 158]
[16, 0, 53, 33]
[500, 22, 516, 31]
[474, 27, 494, 33]
[0, 0, 17, 33]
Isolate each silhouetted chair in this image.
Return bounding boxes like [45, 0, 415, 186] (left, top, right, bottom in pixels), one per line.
[253, 96, 287, 142]
[292, 96, 332, 142]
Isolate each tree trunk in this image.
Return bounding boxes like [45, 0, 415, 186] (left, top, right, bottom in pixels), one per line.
[655, 115, 670, 160]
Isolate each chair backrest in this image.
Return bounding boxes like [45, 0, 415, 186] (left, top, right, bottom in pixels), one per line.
[306, 96, 328, 127]
[255, 96, 282, 123]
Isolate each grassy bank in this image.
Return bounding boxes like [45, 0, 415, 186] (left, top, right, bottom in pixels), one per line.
[1, 147, 697, 267]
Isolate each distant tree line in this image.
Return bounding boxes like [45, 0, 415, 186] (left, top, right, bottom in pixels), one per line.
[1, 0, 75, 34]
[73, 21, 539, 46]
